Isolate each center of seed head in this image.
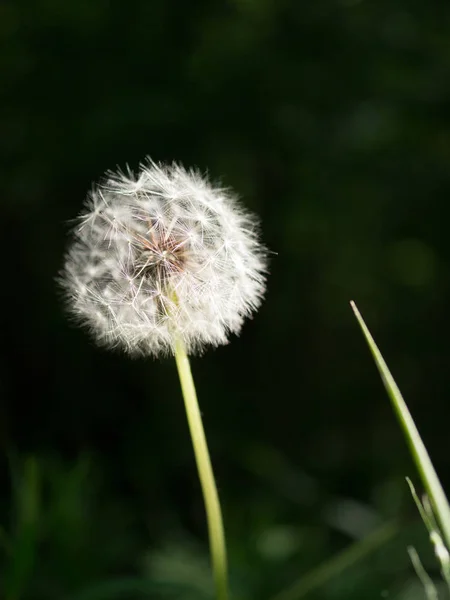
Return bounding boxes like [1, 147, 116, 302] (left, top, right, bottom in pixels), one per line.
[133, 233, 187, 282]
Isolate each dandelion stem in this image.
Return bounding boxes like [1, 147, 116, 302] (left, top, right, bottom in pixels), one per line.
[174, 337, 229, 600]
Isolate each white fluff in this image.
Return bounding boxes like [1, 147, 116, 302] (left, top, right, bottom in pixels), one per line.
[61, 158, 267, 356]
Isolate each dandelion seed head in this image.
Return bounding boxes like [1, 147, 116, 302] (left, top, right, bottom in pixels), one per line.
[61, 158, 267, 356]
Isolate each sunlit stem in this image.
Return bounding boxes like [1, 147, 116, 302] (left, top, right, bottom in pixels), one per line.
[174, 336, 229, 600]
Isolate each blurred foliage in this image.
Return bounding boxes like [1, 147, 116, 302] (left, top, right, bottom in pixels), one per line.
[0, 454, 440, 599]
[2, 0, 450, 598]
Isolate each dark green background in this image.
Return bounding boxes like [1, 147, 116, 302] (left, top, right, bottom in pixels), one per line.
[2, 1, 450, 598]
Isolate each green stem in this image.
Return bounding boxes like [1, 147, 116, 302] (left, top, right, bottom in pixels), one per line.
[174, 337, 229, 600]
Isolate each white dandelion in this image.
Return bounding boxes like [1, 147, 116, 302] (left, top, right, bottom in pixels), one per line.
[62, 158, 267, 356]
[60, 157, 269, 600]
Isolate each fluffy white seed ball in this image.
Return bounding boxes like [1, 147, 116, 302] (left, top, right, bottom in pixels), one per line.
[62, 158, 267, 356]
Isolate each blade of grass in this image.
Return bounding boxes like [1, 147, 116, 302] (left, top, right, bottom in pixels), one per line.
[407, 547, 439, 600]
[269, 520, 398, 600]
[5, 456, 40, 600]
[350, 301, 450, 551]
[407, 478, 450, 594]
[406, 478, 437, 535]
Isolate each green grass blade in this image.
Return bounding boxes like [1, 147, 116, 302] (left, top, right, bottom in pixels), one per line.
[269, 521, 398, 600]
[407, 547, 439, 600]
[4, 456, 40, 600]
[350, 301, 450, 551]
[406, 478, 436, 535]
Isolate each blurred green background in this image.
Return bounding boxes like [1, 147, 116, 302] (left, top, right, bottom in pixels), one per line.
[2, 0, 450, 598]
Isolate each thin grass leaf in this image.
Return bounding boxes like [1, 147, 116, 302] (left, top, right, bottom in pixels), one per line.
[350, 301, 450, 552]
[269, 520, 397, 600]
[407, 478, 437, 535]
[407, 479, 450, 595]
[408, 547, 439, 600]
[4, 457, 40, 600]
[430, 531, 450, 594]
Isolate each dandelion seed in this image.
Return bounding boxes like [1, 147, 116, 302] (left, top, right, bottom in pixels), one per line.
[61, 158, 267, 356]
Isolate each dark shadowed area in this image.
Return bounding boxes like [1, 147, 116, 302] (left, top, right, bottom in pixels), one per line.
[2, 1, 450, 598]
